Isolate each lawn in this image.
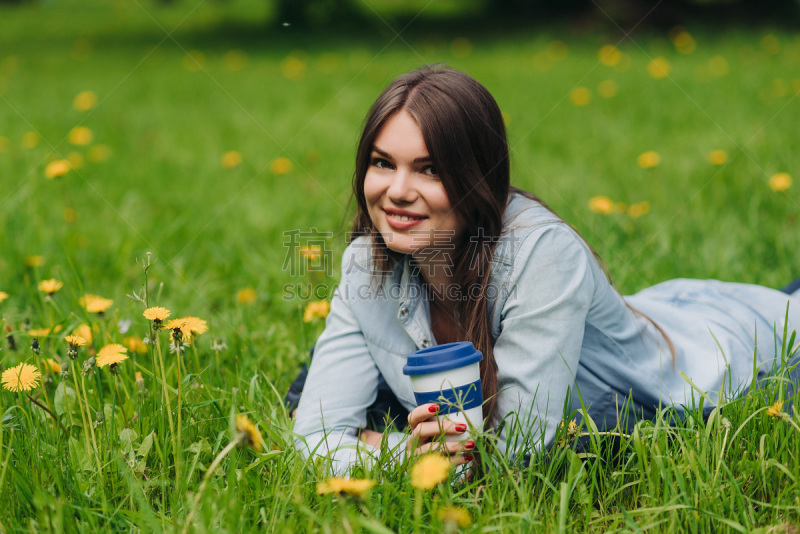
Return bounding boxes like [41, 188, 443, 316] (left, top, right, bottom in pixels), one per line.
[0, 0, 799, 531]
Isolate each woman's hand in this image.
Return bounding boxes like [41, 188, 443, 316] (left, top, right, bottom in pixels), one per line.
[406, 403, 475, 465]
[358, 429, 384, 448]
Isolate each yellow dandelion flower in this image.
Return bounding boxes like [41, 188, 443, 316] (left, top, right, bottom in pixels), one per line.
[570, 87, 591, 106]
[0, 291, 8, 303]
[64, 335, 88, 348]
[769, 173, 791, 192]
[647, 57, 671, 79]
[597, 80, 618, 98]
[73, 324, 93, 344]
[45, 160, 71, 179]
[316, 477, 376, 497]
[762, 34, 781, 56]
[27, 328, 52, 337]
[438, 506, 472, 528]
[708, 56, 729, 77]
[598, 44, 622, 66]
[123, 336, 147, 354]
[237, 288, 257, 304]
[181, 316, 208, 336]
[588, 196, 615, 215]
[183, 50, 206, 71]
[628, 201, 651, 218]
[38, 278, 63, 295]
[22, 131, 40, 148]
[221, 150, 242, 169]
[280, 54, 306, 81]
[87, 144, 110, 162]
[637, 151, 660, 169]
[162, 316, 208, 341]
[80, 294, 113, 313]
[450, 37, 472, 59]
[299, 246, 322, 260]
[235, 414, 263, 452]
[766, 400, 785, 418]
[2, 363, 42, 392]
[546, 40, 568, 61]
[672, 31, 696, 54]
[303, 300, 330, 322]
[42, 358, 62, 374]
[68, 126, 93, 146]
[708, 150, 728, 165]
[223, 49, 247, 71]
[96, 344, 129, 368]
[73, 90, 98, 111]
[25, 255, 45, 268]
[270, 157, 292, 175]
[410, 453, 451, 490]
[143, 306, 171, 322]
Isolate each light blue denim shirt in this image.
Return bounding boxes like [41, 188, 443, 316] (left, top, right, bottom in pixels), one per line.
[294, 193, 800, 474]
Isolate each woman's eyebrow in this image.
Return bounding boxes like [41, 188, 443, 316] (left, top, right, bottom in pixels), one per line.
[371, 145, 432, 164]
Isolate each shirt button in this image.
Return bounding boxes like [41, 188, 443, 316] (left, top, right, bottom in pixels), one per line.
[399, 307, 409, 317]
[421, 339, 430, 348]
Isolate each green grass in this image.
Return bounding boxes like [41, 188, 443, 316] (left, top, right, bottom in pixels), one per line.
[1, 1, 800, 531]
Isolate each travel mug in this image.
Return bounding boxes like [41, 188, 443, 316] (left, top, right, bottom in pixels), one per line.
[402, 341, 484, 440]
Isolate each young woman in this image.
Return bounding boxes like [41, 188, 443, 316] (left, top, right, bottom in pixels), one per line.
[292, 65, 800, 474]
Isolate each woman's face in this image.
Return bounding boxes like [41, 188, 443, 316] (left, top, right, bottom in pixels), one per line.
[364, 110, 465, 262]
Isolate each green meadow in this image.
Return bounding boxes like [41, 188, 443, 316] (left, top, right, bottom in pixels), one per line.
[1, 0, 799, 531]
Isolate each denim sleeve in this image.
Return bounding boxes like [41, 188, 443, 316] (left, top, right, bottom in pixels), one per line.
[492, 224, 595, 461]
[292, 246, 387, 475]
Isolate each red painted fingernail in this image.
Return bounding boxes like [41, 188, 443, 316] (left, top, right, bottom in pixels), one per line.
[465, 440, 475, 449]
[456, 424, 467, 433]
[464, 454, 474, 461]
[428, 405, 438, 413]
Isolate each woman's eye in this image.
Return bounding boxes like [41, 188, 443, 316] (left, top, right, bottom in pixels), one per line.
[421, 165, 438, 177]
[371, 158, 392, 169]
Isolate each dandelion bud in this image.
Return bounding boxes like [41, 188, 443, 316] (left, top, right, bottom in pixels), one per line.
[171, 327, 182, 346]
[135, 371, 144, 393]
[60, 366, 70, 379]
[31, 337, 41, 355]
[81, 356, 96, 376]
[67, 346, 78, 360]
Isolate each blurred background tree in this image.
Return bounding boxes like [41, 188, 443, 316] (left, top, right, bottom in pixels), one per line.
[268, 0, 800, 28]
[2, 0, 796, 26]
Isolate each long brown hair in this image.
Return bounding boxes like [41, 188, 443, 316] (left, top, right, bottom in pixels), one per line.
[349, 65, 673, 426]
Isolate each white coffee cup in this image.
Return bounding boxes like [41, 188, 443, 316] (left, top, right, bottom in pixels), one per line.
[402, 341, 484, 440]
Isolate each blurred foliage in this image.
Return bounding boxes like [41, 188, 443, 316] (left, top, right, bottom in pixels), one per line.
[268, 0, 800, 28]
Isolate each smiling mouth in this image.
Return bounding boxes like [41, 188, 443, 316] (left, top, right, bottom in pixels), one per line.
[390, 214, 425, 221]
[384, 209, 427, 221]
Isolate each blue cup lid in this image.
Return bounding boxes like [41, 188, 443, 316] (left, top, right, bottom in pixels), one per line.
[402, 341, 483, 376]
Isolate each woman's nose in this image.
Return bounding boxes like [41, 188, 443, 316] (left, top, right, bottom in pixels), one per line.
[387, 169, 417, 204]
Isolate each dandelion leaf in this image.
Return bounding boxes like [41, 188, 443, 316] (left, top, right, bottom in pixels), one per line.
[68, 437, 93, 473]
[187, 438, 212, 456]
[54, 382, 78, 416]
[119, 428, 139, 454]
[137, 431, 155, 458]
